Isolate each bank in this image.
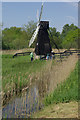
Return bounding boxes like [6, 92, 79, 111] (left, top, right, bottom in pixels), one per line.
[32, 61, 78, 118]
[2, 54, 49, 105]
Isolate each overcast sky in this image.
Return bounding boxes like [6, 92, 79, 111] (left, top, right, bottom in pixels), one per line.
[2, 1, 79, 32]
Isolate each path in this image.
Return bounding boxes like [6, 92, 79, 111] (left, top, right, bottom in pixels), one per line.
[32, 54, 78, 118]
[32, 101, 78, 118]
[49, 54, 78, 92]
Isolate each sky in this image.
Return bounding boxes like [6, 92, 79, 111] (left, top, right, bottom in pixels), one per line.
[2, 1, 78, 32]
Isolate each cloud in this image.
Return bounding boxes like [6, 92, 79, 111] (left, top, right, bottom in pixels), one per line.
[72, 2, 78, 7]
[66, 16, 77, 25]
[68, 2, 78, 8]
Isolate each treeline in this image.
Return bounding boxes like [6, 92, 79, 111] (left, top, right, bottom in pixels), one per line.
[2, 20, 78, 50]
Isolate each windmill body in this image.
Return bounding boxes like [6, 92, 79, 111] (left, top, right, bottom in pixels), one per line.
[35, 21, 52, 55]
[29, 3, 52, 56]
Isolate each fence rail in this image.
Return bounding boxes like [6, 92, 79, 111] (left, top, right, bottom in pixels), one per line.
[13, 52, 31, 58]
[13, 49, 80, 58]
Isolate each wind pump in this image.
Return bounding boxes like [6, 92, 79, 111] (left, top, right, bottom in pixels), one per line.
[13, 2, 60, 58]
[29, 3, 59, 56]
[29, 3, 52, 56]
[13, 3, 80, 58]
[35, 21, 52, 55]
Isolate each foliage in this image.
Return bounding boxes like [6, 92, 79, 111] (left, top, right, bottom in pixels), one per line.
[2, 27, 27, 49]
[62, 29, 78, 49]
[2, 54, 47, 94]
[44, 62, 78, 105]
[61, 24, 78, 38]
[2, 21, 37, 50]
[49, 27, 62, 49]
[2, 21, 78, 50]
[22, 20, 37, 48]
[61, 24, 78, 49]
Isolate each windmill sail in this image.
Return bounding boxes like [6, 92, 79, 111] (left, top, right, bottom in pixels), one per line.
[29, 25, 40, 47]
[38, 2, 43, 23]
[29, 2, 44, 47]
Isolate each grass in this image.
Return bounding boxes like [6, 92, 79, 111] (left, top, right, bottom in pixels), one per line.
[44, 61, 78, 106]
[2, 54, 47, 94]
[32, 60, 78, 118]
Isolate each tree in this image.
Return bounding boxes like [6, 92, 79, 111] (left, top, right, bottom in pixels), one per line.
[61, 23, 78, 49]
[49, 27, 62, 49]
[22, 20, 37, 48]
[2, 22, 78, 50]
[2, 27, 24, 49]
[62, 24, 69, 35]
[61, 24, 78, 38]
[2, 20, 37, 49]
[62, 29, 78, 49]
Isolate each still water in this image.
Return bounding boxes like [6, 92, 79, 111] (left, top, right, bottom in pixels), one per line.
[2, 78, 50, 118]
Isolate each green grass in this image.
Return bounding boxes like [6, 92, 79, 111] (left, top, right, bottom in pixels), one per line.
[2, 54, 47, 93]
[44, 61, 78, 106]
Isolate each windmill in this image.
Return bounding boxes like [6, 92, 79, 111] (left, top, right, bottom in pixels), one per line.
[13, 3, 80, 58]
[13, 2, 59, 58]
[29, 2, 60, 57]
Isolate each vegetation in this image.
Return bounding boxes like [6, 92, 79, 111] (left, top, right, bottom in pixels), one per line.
[44, 61, 78, 106]
[2, 21, 78, 50]
[61, 24, 78, 49]
[2, 54, 47, 94]
[49, 27, 62, 49]
[2, 21, 37, 50]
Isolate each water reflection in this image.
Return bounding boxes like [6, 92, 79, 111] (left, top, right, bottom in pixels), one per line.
[2, 78, 49, 118]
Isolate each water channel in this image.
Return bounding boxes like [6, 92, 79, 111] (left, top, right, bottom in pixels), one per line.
[2, 74, 50, 118]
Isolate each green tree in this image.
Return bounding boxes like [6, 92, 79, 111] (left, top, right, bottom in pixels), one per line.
[62, 24, 70, 35]
[62, 29, 78, 48]
[22, 20, 37, 48]
[2, 20, 37, 49]
[61, 24, 78, 38]
[49, 27, 62, 49]
[61, 24, 78, 49]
